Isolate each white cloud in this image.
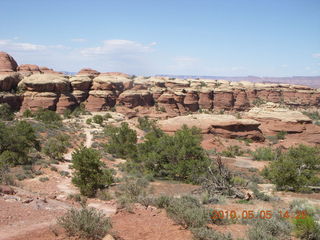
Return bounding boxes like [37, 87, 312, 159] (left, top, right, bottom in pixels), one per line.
[0, 39, 66, 51]
[71, 38, 87, 42]
[80, 40, 155, 57]
[312, 53, 320, 58]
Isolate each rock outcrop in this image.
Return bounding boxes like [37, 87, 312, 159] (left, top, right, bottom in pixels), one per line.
[77, 68, 100, 77]
[158, 114, 264, 141]
[0, 52, 18, 73]
[18, 74, 76, 112]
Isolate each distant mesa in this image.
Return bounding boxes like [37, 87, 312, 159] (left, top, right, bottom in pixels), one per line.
[0, 51, 18, 73]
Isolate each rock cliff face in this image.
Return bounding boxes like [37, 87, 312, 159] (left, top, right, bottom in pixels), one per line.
[0, 52, 319, 114]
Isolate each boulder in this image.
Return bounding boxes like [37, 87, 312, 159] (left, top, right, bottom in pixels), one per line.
[0, 52, 18, 73]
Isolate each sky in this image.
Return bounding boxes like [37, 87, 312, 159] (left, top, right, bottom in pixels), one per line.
[0, 0, 319, 76]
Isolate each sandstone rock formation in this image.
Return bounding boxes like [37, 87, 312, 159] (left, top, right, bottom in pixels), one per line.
[0, 52, 319, 116]
[0, 52, 18, 73]
[158, 114, 264, 141]
[18, 74, 76, 112]
[244, 103, 320, 145]
[17, 64, 60, 75]
[77, 68, 100, 77]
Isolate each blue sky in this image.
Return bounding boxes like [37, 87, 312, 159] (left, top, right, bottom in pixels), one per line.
[0, 0, 319, 76]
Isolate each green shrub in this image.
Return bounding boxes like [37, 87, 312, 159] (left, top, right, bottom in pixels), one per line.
[251, 147, 277, 161]
[103, 113, 112, 120]
[247, 213, 292, 240]
[71, 147, 114, 197]
[39, 176, 49, 182]
[71, 103, 88, 117]
[166, 195, 210, 228]
[63, 109, 72, 119]
[0, 103, 14, 121]
[116, 177, 149, 203]
[96, 189, 113, 201]
[92, 115, 103, 125]
[43, 134, 70, 160]
[132, 125, 211, 183]
[303, 111, 320, 121]
[137, 116, 157, 132]
[221, 145, 244, 158]
[34, 108, 62, 126]
[191, 227, 232, 240]
[0, 121, 40, 166]
[59, 170, 70, 177]
[154, 195, 173, 208]
[252, 98, 266, 106]
[86, 118, 92, 124]
[276, 131, 287, 140]
[266, 135, 279, 145]
[293, 216, 320, 240]
[263, 145, 320, 192]
[22, 109, 34, 118]
[57, 206, 112, 240]
[104, 122, 137, 158]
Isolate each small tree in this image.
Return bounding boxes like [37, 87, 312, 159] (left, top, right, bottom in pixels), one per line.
[263, 145, 320, 192]
[0, 121, 40, 165]
[71, 147, 113, 197]
[0, 103, 14, 121]
[34, 108, 62, 125]
[104, 122, 137, 158]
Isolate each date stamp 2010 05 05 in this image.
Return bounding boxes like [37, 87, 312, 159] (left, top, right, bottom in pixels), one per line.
[211, 210, 308, 220]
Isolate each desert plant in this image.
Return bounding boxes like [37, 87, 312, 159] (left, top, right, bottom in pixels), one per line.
[165, 195, 210, 228]
[293, 216, 320, 240]
[276, 131, 287, 140]
[137, 116, 157, 132]
[43, 134, 70, 160]
[0, 103, 14, 121]
[191, 227, 232, 240]
[92, 115, 103, 125]
[22, 109, 34, 118]
[221, 145, 244, 158]
[71, 147, 114, 197]
[57, 206, 112, 240]
[247, 212, 292, 240]
[34, 108, 62, 126]
[0, 120, 40, 166]
[251, 147, 277, 161]
[263, 145, 320, 192]
[104, 122, 137, 158]
[39, 176, 49, 182]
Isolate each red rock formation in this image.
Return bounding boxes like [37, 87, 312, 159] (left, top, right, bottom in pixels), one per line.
[0, 52, 18, 73]
[77, 68, 100, 77]
[159, 114, 264, 141]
